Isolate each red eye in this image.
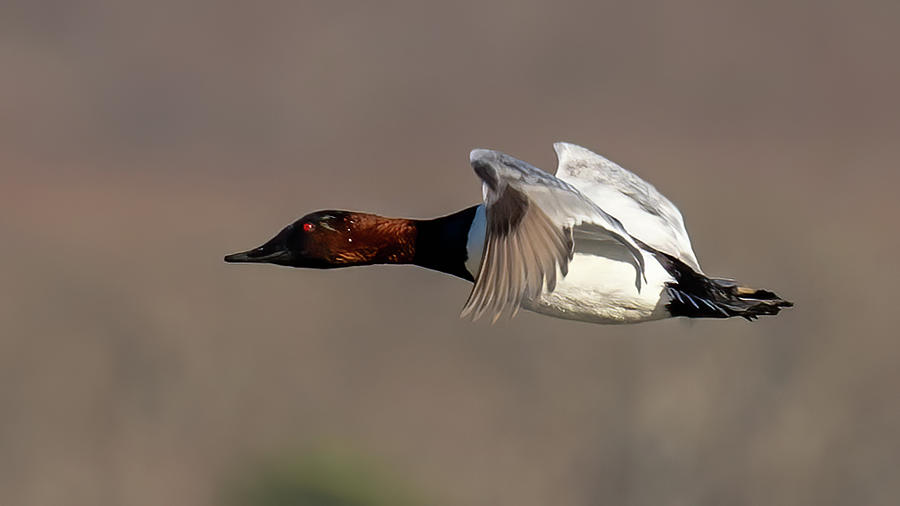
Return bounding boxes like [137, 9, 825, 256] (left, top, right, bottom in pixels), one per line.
[303, 222, 315, 232]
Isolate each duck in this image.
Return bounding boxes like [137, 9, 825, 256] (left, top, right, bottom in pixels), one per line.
[225, 142, 792, 324]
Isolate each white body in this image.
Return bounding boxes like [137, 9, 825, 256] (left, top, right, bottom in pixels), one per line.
[462, 143, 702, 324]
[465, 204, 674, 323]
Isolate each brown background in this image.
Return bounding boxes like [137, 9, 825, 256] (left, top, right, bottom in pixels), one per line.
[2, 1, 898, 505]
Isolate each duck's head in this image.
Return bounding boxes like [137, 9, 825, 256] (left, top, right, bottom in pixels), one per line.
[224, 210, 417, 269]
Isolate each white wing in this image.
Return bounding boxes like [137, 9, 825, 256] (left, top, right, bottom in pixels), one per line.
[553, 142, 702, 272]
[461, 148, 646, 322]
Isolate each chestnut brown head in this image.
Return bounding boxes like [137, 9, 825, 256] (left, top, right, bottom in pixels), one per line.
[224, 210, 416, 269]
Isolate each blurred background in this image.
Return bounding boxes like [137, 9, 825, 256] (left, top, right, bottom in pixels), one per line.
[2, 1, 898, 505]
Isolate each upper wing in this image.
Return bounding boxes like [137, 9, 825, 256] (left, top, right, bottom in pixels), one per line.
[553, 142, 702, 272]
[461, 148, 646, 322]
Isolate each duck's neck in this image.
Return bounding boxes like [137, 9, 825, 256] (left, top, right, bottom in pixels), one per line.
[345, 206, 479, 281]
[412, 205, 479, 281]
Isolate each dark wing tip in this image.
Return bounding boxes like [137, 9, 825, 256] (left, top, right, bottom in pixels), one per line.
[470, 151, 500, 192]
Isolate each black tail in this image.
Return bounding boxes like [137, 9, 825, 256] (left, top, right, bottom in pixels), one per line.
[652, 250, 793, 320]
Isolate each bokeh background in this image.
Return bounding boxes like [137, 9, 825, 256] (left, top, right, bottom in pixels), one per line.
[2, 1, 898, 505]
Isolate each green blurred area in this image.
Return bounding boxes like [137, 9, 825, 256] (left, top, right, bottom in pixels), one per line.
[226, 450, 424, 506]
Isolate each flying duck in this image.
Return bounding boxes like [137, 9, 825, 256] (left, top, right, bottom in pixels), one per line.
[225, 142, 792, 324]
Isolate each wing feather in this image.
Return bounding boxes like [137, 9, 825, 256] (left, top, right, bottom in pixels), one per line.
[461, 148, 645, 321]
[553, 142, 701, 272]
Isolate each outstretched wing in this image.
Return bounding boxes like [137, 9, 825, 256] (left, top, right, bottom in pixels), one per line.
[553, 142, 702, 272]
[461, 148, 646, 322]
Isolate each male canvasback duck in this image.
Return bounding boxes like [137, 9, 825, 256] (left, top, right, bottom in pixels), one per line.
[225, 142, 792, 324]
